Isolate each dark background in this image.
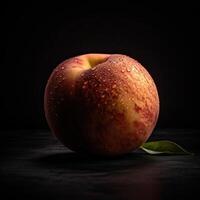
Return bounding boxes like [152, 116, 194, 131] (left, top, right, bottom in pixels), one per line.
[2, 2, 199, 130]
[1, 3, 200, 200]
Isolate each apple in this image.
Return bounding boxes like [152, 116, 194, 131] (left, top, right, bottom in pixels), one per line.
[44, 54, 159, 156]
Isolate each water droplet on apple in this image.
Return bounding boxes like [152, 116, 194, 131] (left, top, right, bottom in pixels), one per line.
[101, 94, 105, 98]
[108, 68, 111, 71]
[124, 76, 128, 79]
[83, 81, 88, 85]
[112, 84, 116, 88]
[121, 69, 125, 73]
[103, 79, 106, 82]
[82, 85, 86, 89]
[127, 67, 131, 72]
[91, 67, 96, 71]
[61, 66, 65, 70]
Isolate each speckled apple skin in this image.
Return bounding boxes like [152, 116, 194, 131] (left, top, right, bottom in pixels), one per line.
[44, 54, 159, 156]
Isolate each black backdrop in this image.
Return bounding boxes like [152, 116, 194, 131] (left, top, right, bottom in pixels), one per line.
[2, 2, 199, 130]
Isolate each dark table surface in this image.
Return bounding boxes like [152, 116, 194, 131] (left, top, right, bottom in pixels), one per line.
[1, 129, 200, 200]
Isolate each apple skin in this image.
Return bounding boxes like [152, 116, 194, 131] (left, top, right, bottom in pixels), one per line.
[44, 54, 159, 156]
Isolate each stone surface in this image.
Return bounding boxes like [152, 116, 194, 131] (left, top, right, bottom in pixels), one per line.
[0, 129, 200, 200]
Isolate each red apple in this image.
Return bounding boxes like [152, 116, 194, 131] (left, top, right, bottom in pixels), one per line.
[44, 54, 159, 156]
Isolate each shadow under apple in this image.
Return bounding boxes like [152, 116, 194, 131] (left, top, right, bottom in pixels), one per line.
[35, 151, 157, 172]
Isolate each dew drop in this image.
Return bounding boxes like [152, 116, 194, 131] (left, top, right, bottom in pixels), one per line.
[127, 67, 131, 72]
[101, 94, 105, 98]
[82, 85, 86, 89]
[61, 66, 65, 70]
[91, 67, 96, 71]
[103, 79, 106, 82]
[112, 84, 116, 88]
[105, 88, 109, 91]
[121, 69, 125, 73]
[83, 81, 88, 85]
[107, 68, 111, 71]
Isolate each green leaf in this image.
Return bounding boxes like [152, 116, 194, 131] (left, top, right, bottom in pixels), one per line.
[140, 140, 193, 155]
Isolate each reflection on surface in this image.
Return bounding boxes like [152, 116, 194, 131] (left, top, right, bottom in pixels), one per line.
[37, 152, 161, 200]
[91, 164, 161, 200]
